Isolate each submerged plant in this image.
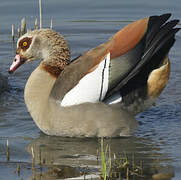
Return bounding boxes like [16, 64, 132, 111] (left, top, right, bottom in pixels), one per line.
[101, 138, 109, 179]
[100, 138, 146, 180]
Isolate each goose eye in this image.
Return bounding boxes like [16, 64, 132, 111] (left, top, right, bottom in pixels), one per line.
[23, 41, 28, 47]
[18, 37, 32, 51]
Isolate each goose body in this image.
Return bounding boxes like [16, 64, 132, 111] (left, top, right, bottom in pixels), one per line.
[9, 14, 180, 137]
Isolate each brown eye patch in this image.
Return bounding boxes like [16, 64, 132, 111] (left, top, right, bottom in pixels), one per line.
[18, 37, 32, 51]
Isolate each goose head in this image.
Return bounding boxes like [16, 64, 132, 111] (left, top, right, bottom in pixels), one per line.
[9, 29, 70, 74]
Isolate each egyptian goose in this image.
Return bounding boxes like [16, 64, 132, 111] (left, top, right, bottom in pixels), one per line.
[9, 14, 180, 137]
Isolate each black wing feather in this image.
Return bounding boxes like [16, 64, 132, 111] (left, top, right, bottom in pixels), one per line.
[104, 14, 180, 100]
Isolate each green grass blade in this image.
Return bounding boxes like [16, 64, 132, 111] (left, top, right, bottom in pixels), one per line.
[101, 138, 107, 180]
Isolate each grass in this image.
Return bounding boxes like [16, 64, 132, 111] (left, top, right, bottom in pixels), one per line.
[100, 138, 145, 180]
[99, 139, 174, 180]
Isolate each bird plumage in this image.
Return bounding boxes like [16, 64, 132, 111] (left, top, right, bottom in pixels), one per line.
[9, 14, 180, 137]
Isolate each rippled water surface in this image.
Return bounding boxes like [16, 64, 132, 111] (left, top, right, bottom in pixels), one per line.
[0, 0, 181, 179]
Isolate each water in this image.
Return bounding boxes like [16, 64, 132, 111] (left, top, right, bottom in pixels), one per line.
[0, 0, 181, 179]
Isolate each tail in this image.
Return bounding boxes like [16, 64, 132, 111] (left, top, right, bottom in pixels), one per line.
[104, 14, 180, 114]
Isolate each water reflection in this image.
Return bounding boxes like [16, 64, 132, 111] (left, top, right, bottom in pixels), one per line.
[0, 73, 8, 94]
[25, 134, 175, 179]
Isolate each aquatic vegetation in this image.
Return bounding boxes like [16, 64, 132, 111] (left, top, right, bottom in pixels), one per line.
[99, 139, 175, 180]
[99, 138, 152, 180]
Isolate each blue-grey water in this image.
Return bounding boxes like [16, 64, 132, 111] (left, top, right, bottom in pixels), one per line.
[0, 0, 181, 179]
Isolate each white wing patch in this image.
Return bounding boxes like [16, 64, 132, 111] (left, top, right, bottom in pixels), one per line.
[61, 53, 110, 107]
[104, 92, 122, 104]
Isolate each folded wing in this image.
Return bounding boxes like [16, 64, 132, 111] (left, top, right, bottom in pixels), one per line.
[50, 14, 180, 110]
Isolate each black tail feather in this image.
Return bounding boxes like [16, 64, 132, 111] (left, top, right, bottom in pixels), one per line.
[105, 13, 180, 99]
[146, 13, 172, 49]
[148, 20, 179, 54]
[152, 28, 180, 57]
